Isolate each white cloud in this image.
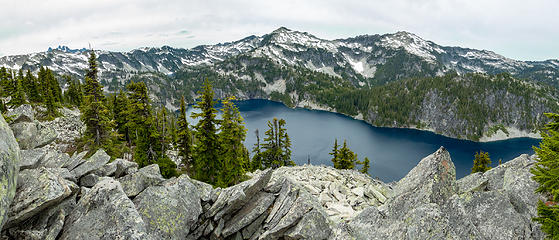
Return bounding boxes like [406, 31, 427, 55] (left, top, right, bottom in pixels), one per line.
[0, 0, 557, 60]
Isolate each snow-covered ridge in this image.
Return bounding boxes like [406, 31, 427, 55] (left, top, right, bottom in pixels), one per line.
[1, 27, 558, 86]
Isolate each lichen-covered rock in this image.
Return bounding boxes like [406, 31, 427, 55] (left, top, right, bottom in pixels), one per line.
[118, 164, 165, 198]
[134, 174, 202, 239]
[259, 180, 321, 240]
[60, 178, 149, 240]
[221, 191, 275, 238]
[207, 169, 273, 221]
[7, 104, 34, 124]
[69, 149, 110, 179]
[3, 193, 77, 240]
[4, 167, 74, 228]
[0, 113, 19, 230]
[264, 165, 388, 223]
[446, 190, 540, 240]
[19, 147, 46, 170]
[388, 147, 456, 218]
[79, 173, 100, 187]
[40, 151, 71, 168]
[63, 151, 87, 170]
[98, 158, 138, 178]
[340, 148, 544, 239]
[42, 107, 84, 152]
[284, 208, 331, 240]
[10, 120, 57, 150]
[47, 167, 77, 183]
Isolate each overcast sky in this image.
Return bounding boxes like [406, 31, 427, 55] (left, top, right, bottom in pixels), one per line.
[1, 0, 557, 60]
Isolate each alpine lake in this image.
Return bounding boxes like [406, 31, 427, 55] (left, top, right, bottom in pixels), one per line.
[186, 99, 540, 182]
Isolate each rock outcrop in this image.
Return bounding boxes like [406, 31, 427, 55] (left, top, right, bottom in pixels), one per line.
[59, 178, 149, 240]
[338, 147, 544, 239]
[0, 113, 19, 230]
[10, 120, 57, 150]
[0, 109, 546, 240]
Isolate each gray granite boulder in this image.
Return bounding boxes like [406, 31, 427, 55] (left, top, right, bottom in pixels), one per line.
[59, 178, 149, 240]
[40, 151, 71, 168]
[341, 148, 544, 239]
[0, 113, 19, 229]
[97, 158, 138, 178]
[19, 147, 47, 170]
[79, 173, 100, 187]
[69, 149, 110, 179]
[3, 193, 76, 240]
[63, 151, 87, 170]
[387, 147, 456, 219]
[134, 174, 202, 239]
[10, 120, 57, 150]
[118, 164, 165, 198]
[7, 104, 34, 124]
[4, 167, 75, 228]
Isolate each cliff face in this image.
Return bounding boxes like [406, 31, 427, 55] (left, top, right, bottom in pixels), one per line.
[0, 107, 545, 239]
[0, 112, 20, 230]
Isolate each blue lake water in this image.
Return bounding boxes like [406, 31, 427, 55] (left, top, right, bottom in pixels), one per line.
[187, 99, 540, 182]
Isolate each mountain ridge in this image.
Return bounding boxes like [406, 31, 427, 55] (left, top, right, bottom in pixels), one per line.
[1, 27, 558, 85]
[1, 27, 558, 141]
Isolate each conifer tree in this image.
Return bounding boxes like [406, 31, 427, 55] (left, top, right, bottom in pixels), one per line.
[177, 96, 193, 171]
[219, 96, 248, 186]
[126, 81, 177, 178]
[44, 87, 58, 119]
[9, 73, 26, 107]
[361, 157, 370, 175]
[65, 76, 83, 107]
[191, 79, 220, 184]
[251, 129, 263, 171]
[471, 151, 491, 173]
[330, 139, 340, 168]
[24, 70, 41, 103]
[113, 90, 130, 144]
[336, 140, 358, 169]
[126, 81, 156, 165]
[262, 118, 293, 168]
[45, 69, 62, 102]
[0, 67, 14, 97]
[278, 118, 293, 166]
[81, 50, 114, 148]
[531, 113, 559, 238]
[0, 98, 6, 114]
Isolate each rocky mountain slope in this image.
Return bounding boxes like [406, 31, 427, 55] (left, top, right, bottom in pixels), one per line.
[1, 28, 558, 141]
[0, 104, 546, 239]
[2, 27, 558, 86]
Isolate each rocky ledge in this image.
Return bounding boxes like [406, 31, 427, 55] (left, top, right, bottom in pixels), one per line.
[0, 108, 545, 239]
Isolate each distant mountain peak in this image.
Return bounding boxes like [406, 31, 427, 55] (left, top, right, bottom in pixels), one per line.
[272, 26, 292, 33]
[47, 45, 88, 54]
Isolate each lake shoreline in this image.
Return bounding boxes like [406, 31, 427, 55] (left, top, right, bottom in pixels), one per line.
[270, 98, 543, 144]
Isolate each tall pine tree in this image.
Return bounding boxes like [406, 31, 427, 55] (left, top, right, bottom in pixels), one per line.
[330, 139, 340, 168]
[251, 129, 263, 171]
[261, 117, 293, 168]
[177, 96, 193, 172]
[81, 50, 114, 148]
[336, 140, 358, 169]
[219, 96, 248, 187]
[191, 79, 221, 184]
[8, 72, 26, 107]
[531, 113, 559, 238]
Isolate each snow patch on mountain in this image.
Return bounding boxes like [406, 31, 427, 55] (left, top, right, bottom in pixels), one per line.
[380, 31, 445, 62]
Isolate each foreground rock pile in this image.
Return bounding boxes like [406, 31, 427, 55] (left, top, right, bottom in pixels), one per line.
[336, 148, 544, 239]
[0, 107, 546, 239]
[263, 166, 389, 223]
